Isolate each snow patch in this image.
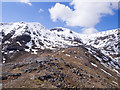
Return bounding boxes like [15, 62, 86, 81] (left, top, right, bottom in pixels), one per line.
[101, 69, 112, 76]
[91, 62, 97, 67]
[66, 54, 70, 57]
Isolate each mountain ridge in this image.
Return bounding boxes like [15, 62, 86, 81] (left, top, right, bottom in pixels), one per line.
[1, 22, 120, 88]
[0, 22, 119, 65]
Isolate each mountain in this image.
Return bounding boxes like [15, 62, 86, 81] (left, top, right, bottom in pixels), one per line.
[1, 22, 120, 88]
[80, 29, 119, 63]
[1, 22, 83, 63]
[79, 29, 120, 73]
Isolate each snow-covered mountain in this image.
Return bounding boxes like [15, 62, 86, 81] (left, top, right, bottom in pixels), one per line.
[79, 29, 119, 70]
[0, 22, 119, 71]
[80, 29, 119, 62]
[0, 22, 83, 63]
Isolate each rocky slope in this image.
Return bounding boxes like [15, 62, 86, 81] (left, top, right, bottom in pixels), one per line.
[2, 47, 120, 88]
[0, 22, 120, 88]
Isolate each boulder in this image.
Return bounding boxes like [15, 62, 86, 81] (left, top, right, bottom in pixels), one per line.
[38, 74, 52, 81]
[0, 76, 8, 80]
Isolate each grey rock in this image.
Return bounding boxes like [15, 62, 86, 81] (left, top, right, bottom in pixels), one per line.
[8, 73, 21, 77]
[0, 76, 8, 80]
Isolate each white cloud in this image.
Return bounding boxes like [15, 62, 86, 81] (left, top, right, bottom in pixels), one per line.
[49, 3, 72, 22]
[49, 0, 118, 34]
[110, 2, 118, 9]
[82, 27, 98, 34]
[38, 9, 44, 13]
[20, 0, 32, 6]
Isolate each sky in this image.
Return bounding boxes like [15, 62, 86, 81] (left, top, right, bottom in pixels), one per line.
[2, 1, 118, 34]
